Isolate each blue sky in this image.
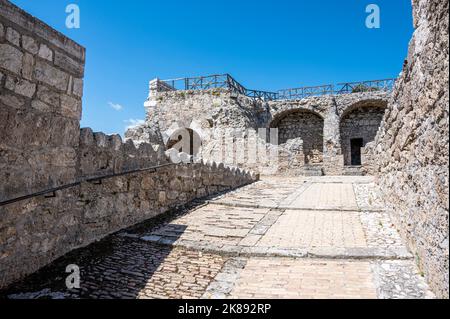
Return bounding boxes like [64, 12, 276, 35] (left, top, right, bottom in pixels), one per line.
[11, 0, 414, 136]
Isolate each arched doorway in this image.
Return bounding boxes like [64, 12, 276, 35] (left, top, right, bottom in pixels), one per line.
[166, 128, 201, 156]
[340, 104, 386, 166]
[270, 110, 324, 164]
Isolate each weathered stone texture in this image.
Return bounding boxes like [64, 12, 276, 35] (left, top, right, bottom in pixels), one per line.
[0, 157, 256, 289]
[274, 110, 324, 164]
[0, 0, 85, 202]
[340, 106, 385, 166]
[139, 85, 390, 176]
[79, 128, 168, 178]
[373, 0, 449, 298]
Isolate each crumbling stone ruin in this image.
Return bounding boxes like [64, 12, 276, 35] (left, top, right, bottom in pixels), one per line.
[0, 0, 448, 299]
[132, 79, 391, 176]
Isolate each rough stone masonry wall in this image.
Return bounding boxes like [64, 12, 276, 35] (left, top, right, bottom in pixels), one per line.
[0, 0, 85, 202]
[79, 128, 168, 178]
[275, 110, 324, 164]
[0, 157, 256, 289]
[340, 106, 385, 166]
[373, 0, 449, 298]
[0, 1, 257, 290]
[141, 86, 391, 176]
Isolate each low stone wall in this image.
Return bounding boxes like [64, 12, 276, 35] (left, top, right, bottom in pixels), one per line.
[373, 0, 449, 298]
[79, 128, 168, 178]
[0, 157, 257, 289]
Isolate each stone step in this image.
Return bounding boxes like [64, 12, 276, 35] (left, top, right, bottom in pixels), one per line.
[343, 166, 364, 176]
[301, 165, 324, 176]
[122, 233, 413, 260]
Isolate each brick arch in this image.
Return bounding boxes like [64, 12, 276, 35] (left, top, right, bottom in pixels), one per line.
[270, 109, 325, 165]
[339, 100, 387, 166]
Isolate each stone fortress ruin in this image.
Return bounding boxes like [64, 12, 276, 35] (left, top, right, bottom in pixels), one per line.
[127, 75, 393, 176]
[0, 0, 448, 299]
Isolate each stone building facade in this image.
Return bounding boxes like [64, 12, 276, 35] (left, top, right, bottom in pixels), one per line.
[132, 80, 390, 176]
[373, 0, 449, 298]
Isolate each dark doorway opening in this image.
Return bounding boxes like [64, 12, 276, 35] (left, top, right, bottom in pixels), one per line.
[350, 138, 364, 166]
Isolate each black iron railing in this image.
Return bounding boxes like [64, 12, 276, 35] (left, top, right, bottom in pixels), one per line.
[277, 85, 334, 100]
[335, 79, 396, 94]
[0, 163, 177, 207]
[161, 74, 278, 100]
[159, 74, 396, 101]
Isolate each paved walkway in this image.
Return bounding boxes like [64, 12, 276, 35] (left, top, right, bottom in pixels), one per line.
[3, 176, 434, 299]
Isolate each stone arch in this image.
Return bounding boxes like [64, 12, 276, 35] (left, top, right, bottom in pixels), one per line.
[270, 109, 325, 164]
[339, 100, 387, 166]
[166, 128, 202, 156]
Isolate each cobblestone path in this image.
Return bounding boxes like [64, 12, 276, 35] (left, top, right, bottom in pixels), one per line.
[2, 177, 435, 299]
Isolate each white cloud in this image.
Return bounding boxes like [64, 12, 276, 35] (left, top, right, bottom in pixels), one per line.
[124, 118, 145, 130]
[108, 101, 123, 111]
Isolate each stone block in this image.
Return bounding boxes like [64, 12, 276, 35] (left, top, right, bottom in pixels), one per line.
[60, 94, 82, 120]
[72, 77, 83, 97]
[22, 53, 34, 80]
[22, 35, 39, 54]
[31, 99, 52, 113]
[5, 76, 36, 98]
[6, 27, 20, 46]
[0, 91, 26, 109]
[54, 50, 84, 76]
[34, 60, 69, 91]
[80, 127, 94, 145]
[38, 44, 53, 61]
[36, 85, 60, 108]
[0, 43, 23, 74]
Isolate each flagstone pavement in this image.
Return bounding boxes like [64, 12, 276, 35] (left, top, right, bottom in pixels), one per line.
[2, 176, 435, 299]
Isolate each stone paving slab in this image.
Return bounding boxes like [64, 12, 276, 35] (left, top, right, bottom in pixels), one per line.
[229, 259, 379, 299]
[0, 176, 435, 299]
[287, 183, 359, 210]
[203, 258, 434, 299]
[212, 177, 307, 208]
[257, 210, 367, 248]
[145, 204, 270, 247]
[125, 208, 408, 258]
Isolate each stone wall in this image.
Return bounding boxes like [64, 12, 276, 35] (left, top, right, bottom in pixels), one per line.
[0, 157, 257, 289]
[79, 128, 167, 178]
[373, 0, 449, 298]
[140, 83, 391, 175]
[340, 106, 385, 166]
[0, 0, 85, 202]
[274, 110, 324, 164]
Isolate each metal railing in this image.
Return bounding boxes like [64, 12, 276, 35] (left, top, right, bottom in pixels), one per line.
[335, 79, 396, 95]
[0, 163, 177, 207]
[277, 85, 334, 100]
[161, 74, 279, 101]
[159, 74, 396, 101]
